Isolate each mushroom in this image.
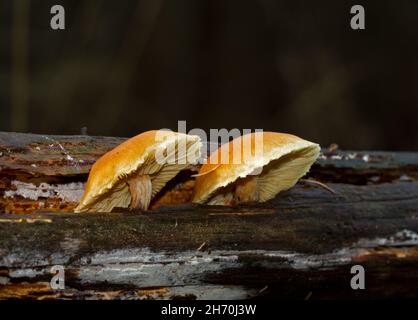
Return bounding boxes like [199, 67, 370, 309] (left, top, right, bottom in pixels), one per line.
[75, 130, 201, 212]
[192, 131, 320, 205]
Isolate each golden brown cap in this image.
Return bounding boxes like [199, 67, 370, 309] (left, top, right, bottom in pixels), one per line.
[75, 130, 201, 212]
[192, 131, 320, 204]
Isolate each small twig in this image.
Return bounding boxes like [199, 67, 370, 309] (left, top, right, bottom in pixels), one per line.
[197, 241, 206, 251]
[258, 285, 268, 294]
[300, 179, 338, 195]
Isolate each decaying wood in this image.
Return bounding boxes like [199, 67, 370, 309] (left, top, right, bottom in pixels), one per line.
[1, 182, 418, 299]
[1, 131, 417, 214]
[0, 131, 123, 176]
[2, 131, 418, 180]
[0, 132, 197, 213]
[0, 131, 418, 299]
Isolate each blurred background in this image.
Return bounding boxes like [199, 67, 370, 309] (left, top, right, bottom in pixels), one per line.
[1, 0, 417, 150]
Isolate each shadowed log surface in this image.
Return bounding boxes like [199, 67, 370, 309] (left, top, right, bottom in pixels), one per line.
[0, 132, 418, 299]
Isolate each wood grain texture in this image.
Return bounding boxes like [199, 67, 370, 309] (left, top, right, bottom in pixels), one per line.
[1, 182, 418, 299]
[0, 131, 124, 176]
[0, 132, 418, 299]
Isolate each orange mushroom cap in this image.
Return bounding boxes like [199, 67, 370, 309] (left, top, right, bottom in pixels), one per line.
[76, 130, 201, 212]
[192, 131, 320, 205]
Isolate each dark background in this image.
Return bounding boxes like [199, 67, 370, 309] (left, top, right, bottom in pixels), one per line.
[1, 0, 417, 150]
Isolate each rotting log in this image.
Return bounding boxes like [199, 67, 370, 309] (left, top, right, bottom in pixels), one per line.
[0, 131, 123, 176]
[0, 131, 418, 299]
[1, 131, 417, 214]
[2, 131, 418, 179]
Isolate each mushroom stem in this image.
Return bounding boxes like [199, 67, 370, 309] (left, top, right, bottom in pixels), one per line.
[234, 175, 260, 203]
[127, 174, 152, 210]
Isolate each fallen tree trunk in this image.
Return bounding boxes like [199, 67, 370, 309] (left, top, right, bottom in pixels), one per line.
[1, 131, 418, 180]
[1, 131, 417, 214]
[0, 132, 418, 299]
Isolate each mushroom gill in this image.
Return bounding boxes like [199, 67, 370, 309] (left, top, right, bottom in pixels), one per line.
[75, 130, 201, 212]
[192, 131, 320, 205]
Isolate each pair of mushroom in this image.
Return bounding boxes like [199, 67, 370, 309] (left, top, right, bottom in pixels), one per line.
[75, 130, 320, 212]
